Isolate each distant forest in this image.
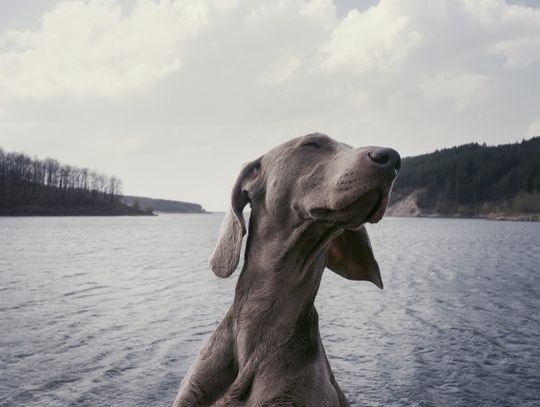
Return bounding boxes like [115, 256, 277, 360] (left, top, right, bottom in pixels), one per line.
[390, 136, 540, 218]
[0, 148, 147, 215]
[121, 195, 205, 213]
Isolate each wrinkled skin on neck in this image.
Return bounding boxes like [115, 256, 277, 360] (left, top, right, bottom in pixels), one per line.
[233, 207, 338, 354]
[225, 211, 345, 406]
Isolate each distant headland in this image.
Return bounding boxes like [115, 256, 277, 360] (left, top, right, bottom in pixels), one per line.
[0, 148, 206, 216]
[388, 136, 540, 221]
[121, 195, 206, 214]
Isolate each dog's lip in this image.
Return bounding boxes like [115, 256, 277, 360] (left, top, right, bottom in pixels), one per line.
[365, 195, 384, 223]
[309, 190, 384, 225]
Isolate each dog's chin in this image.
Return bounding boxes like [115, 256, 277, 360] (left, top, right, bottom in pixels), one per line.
[365, 193, 389, 224]
[309, 189, 389, 228]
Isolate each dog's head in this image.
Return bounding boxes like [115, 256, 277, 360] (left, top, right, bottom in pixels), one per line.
[209, 133, 400, 288]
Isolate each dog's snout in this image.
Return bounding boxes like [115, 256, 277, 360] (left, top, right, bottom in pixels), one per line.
[368, 148, 401, 172]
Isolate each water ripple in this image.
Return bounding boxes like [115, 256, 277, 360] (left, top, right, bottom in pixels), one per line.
[0, 215, 539, 406]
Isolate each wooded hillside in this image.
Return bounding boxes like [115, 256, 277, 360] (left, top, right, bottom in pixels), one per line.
[0, 148, 147, 215]
[121, 196, 205, 213]
[388, 137, 540, 219]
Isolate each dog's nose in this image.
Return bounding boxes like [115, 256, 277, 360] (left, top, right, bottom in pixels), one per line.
[368, 148, 401, 172]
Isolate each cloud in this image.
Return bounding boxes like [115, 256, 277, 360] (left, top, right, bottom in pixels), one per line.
[1, 0, 540, 210]
[468, 0, 540, 67]
[318, 4, 424, 74]
[492, 37, 540, 66]
[0, 0, 212, 101]
[310, 0, 540, 116]
[421, 71, 492, 111]
[258, 54, 302, 86]
[320, 0, 540, 73]
[2, 0, 539, 107]
[528, 117, 540, 137]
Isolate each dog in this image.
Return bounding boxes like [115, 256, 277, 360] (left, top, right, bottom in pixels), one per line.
[173, 133, 400, 406]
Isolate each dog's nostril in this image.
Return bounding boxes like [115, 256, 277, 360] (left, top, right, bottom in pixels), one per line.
[368, 148, 401, 173]
[368, 150, 390, 166]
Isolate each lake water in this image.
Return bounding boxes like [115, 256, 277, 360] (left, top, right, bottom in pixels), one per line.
[1, 215, 539, 406]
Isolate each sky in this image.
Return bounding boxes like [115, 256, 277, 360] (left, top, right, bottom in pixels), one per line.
[0, 0, 539, 211]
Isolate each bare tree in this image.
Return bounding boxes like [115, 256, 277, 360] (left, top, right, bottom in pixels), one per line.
[0, 149, 124, 210]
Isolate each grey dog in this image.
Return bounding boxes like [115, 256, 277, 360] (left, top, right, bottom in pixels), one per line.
[173, 133, 400, 406]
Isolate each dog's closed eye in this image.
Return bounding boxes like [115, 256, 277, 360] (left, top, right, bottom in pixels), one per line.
[302, 141, 323, 149]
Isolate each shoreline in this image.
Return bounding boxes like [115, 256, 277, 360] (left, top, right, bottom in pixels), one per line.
[0, 203, 155, 217]
[0, 213, 156, 217]
[0, 208, 210, 217]
[387, 213, 539, 222]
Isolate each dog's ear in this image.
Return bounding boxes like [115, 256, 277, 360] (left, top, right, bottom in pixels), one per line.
[209, 159, 261, 278]
[325, 226, 383, 289]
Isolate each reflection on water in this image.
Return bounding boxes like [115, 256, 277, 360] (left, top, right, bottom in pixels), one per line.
[1, 215, 539, 406]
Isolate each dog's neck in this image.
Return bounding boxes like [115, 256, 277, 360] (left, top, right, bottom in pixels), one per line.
[229, 209, 340, 364]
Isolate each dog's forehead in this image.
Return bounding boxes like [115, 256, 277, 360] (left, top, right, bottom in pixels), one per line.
[263, 133, 352, 162]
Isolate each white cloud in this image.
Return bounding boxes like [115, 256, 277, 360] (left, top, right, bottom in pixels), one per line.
[313, 0, 540, 113]
[528, 117, 540, 137]
[421, 71, 492, 111]
[258, 54, 301, 86]
[475, 0, 540, 67]
[0, 0, 212, 101]
[1, 0, 540, 210]
[300, 0, 337, 29]
[492, 37, 540, 66]
[318, 4, 423, 74]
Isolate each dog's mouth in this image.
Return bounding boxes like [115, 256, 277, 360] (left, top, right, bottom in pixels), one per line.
[309, 189, 388, 227]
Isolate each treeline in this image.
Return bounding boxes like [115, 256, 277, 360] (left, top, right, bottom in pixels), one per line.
[390, 136, 540, 216]
[0, 148, 139, 215]
[121, 195, 206, 213]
